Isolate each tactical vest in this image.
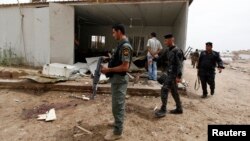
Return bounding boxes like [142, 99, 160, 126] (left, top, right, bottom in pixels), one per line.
[163, 46, 184, 74]
[106, 41, 132, 77]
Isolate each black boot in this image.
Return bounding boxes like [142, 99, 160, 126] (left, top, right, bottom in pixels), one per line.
[201, 91, 208, 98]
[211, 89, 214, 95]
[170, 107, 183, 114]
[201, 94, 208, 98]
[170, 86, 183, 114]
[155, 105, 166, 118]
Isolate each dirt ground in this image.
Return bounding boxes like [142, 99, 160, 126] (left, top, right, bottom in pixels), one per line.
[0, 59, 249, 141]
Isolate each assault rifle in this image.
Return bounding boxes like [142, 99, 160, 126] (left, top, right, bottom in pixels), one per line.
[91, 57, 104, 100]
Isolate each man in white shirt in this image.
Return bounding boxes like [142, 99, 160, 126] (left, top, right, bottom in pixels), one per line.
[147, 32, 163, 80]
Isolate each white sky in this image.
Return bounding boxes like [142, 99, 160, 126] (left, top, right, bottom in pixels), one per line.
[1, 0, 250, 51]
[187, 0, 250, 51]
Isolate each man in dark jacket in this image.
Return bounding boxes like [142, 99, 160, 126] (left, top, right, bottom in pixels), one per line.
[197, 42, 224, 98]
[154, 34, 184, 118]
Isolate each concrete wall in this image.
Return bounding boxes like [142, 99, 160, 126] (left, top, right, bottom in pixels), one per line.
[0, 7, 50, 66]
[173, 1, 189, 51]
[79, 25, 172, 55]
[49, 3, 74, 65]
[0, 2, 189, 66]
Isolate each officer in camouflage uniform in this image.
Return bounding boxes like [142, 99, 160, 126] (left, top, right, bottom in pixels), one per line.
[101, 23, 133, 140]
[197, 42, 224, 98]
[191, 49, 200, 68]
[154, 34, 184, 118]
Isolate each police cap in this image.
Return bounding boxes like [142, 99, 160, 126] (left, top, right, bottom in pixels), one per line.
[206, 42, 213, 46]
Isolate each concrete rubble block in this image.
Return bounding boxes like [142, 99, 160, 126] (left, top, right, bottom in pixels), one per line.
[42, 63, 77, 78]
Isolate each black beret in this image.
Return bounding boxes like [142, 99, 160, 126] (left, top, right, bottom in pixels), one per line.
[164, 34, 173, 39]
[206, 42, 213, 46]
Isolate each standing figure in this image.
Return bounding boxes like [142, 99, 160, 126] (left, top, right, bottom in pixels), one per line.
[146, 32, 163, 81]
[191, 49, 200, 68]
[101, 23, 133, 140]
[197, 42, 224, 98]
[154, 34, 184, 118]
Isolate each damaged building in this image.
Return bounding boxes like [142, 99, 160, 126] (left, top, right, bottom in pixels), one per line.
[0, 0, 193, 67]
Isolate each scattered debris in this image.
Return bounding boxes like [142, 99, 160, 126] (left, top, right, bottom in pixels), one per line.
[153, 106, 158, 111]
[69, 94, 90, 101]
[127, 72, 135, 81]
[46, 108, 57, 121]
[125, 95, 130, 99]
[22, 102, 79, 119]
[14, 99, 20, 102]
[37, 108, 57, 122]
[37, 114, 47, 120]
[76, 125, 93, 135]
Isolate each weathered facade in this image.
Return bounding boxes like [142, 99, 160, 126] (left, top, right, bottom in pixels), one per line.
[0, 0, 193, 66]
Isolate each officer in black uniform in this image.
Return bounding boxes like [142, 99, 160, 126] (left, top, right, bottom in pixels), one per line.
[197, 42, 224, 98]
[154, 34, 184, 118]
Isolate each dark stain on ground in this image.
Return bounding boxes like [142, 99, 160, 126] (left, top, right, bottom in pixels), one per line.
[21, 100, 82, 119]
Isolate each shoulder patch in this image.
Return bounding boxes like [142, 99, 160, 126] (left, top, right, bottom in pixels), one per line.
[123, 48, 130, 56]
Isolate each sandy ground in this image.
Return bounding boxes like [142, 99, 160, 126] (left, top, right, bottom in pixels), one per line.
[0, 59, 249, 141]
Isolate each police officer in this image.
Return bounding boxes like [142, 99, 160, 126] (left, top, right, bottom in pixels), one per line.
[154, 34, 184, 118]
[197, 42, 224, 98]
[101, 23, 133, 140]
[191, 49, 200, 68]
